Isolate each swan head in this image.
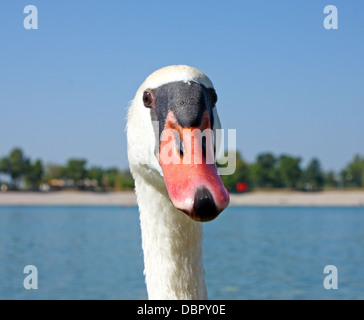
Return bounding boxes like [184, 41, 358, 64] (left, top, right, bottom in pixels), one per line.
[127, 65, 229, 222]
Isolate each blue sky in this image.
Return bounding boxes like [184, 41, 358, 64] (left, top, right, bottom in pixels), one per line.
[0, 0, 363, 171]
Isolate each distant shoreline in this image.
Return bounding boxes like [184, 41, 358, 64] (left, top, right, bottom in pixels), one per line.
[1, 190, 364, 207]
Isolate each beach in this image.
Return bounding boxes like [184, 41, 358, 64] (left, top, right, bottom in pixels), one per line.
[0, 190, 363, 206]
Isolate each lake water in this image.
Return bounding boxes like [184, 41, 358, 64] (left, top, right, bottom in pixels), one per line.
[0, 206, 363, 300]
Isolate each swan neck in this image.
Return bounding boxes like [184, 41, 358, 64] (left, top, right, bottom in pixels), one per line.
[135, 175, 207, 300]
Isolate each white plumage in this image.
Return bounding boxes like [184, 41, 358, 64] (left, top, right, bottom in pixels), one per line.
[127, 65, 224, 299]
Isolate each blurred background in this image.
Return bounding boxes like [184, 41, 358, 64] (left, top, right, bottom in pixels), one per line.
[1, 0, 364, 192]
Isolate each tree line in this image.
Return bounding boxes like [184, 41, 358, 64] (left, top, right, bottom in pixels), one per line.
[0, 148, 134, 191]
[0, 148, 363, 192]
[219, 151, 364, 192]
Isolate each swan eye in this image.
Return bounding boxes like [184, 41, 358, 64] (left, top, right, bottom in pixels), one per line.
[143, 90, 154, 108]
[209, 88, 218, 107]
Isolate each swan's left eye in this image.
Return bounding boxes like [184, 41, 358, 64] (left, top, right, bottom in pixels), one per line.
[143, 90, 154, 108]
[209, 88, 218, 107]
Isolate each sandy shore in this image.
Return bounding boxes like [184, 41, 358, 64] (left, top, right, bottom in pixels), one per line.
[0, 190, 364, 206]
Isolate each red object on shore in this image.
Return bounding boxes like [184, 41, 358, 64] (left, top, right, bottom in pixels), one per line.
[236, 182, 248, 193]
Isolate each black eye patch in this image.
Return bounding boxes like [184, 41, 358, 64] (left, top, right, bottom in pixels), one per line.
[148, 81, 216, 149]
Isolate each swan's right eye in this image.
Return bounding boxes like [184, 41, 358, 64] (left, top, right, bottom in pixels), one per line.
[143, 91, 154, 108]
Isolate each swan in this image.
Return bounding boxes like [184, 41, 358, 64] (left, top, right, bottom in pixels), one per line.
[127, 65, 229, 300]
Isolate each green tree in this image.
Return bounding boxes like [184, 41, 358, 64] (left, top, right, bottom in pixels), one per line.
[325, 171, 338, 189]
[251, 153, 280, 188]
[116, 169, 135, 190]
[278, 155, 302, 189]
[104, 167, 119, 189]
[63, 159, 87, 186]
[44, 164, 64, 181]
[26, 159, 44, 189]
[0, 157, 10, 174]
[219, 151, 251, 192]
[87, 167, 105, 189]
[0, 148, 30, 189]
[342, 155, 364, 188]
[302, 158, 325, 191]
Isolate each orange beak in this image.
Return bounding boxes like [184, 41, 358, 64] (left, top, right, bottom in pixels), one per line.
[158, 110, 229, 222]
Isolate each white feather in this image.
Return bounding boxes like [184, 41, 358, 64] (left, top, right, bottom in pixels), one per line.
[127, 65, 220, 300]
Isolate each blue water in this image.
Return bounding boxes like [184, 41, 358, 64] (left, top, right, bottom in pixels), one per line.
[0, 206, 363, 300]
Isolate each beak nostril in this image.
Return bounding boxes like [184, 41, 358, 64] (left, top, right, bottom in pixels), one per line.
[175, 133, 184, 158]
[202, 136, 207, 160]
[179, 140, 184, 158]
